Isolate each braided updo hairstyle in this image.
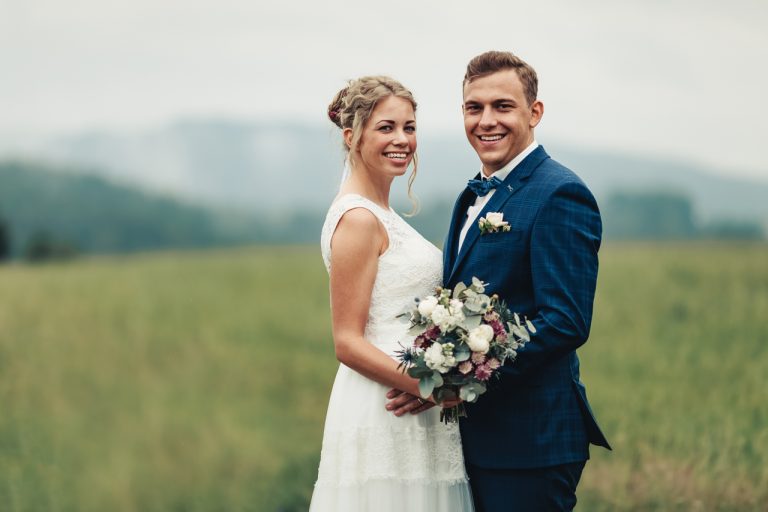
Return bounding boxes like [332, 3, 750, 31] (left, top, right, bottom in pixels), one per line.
[328, 76, 419, 214]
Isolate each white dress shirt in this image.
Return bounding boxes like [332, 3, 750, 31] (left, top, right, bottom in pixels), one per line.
[457, 141, 539, 254]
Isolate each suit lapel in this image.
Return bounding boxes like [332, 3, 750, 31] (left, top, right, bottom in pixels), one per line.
[443, 186, 477, 283]
[448, 146, 550, 283]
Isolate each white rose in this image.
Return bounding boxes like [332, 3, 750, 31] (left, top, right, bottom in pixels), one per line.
[467, 324, 494, 353]
[485, 212, 505, 227]
[430, 305, 450, 328]
[449, 299, 464, 316]
[424, 343, 450, 373]
[418, 295, 438, 317]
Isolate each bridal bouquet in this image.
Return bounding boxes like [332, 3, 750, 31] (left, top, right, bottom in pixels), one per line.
[396, 277, 534, 423]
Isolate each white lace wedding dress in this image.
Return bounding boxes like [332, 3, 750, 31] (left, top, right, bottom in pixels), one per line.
[310, 194, 474, 511]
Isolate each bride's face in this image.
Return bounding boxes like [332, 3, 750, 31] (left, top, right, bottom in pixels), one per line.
[354, 96, 416, 179]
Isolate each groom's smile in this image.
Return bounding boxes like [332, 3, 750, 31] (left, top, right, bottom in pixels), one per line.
[463, 69, 543, 175]
[478, 134, 506, 142]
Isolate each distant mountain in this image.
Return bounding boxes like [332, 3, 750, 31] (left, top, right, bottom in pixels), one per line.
[4, 120, 766, 222]
[1, 118, 766, 228]
[0, 161, 265, 257]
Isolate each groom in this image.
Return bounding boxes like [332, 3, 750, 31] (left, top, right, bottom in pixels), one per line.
[387, 50, 611, 510]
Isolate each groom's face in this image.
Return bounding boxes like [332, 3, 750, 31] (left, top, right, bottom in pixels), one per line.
[463, 69, 543, 175]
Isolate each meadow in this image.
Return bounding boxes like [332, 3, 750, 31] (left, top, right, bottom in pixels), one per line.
[0, 243, 766, 511]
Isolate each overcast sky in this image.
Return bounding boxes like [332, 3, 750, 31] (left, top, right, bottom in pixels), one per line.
[2, 0, 767, 181]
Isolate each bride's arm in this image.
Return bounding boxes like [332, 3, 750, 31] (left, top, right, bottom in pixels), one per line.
[329, 208, 422, 397]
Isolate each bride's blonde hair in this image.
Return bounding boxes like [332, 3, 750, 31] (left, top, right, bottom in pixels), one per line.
[328, 76, 419, 215]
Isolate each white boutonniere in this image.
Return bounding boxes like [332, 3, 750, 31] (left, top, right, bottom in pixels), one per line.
[478, 212, 511, 235]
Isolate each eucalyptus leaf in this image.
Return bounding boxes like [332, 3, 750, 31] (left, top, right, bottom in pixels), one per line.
[452, 282, 467, 299]
[397, 315, 411, 325]
[432, 371, 444, 388]
[462, 314, 483, 331]
[408, 365, 434, 379]
[454, 344, 471, 362]
[464, 297, 484, 313]
[462, 381, 487, 399]
[471, 277, 486, 293]
[418, 376, 435, 399]
[408, 323, 428, 336]
[459, 385, 477, 402]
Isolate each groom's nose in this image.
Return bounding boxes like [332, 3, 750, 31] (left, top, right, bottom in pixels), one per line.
[479, 107, 498, 129]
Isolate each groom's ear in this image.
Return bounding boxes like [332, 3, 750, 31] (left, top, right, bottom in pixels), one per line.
[529, 100, 544, 128]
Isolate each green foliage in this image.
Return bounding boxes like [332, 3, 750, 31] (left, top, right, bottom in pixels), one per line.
[602, 190, 765, 241]
[603, 191, 697, 240]
[701, 219, 765, 240]
[0, 216, 9, 261]
[0, 243, 766, 511]
[23, 231, 78, 262]
[0, 161, 261, 258]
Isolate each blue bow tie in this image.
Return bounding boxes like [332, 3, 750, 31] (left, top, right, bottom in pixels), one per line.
[467, 176, 502, 197]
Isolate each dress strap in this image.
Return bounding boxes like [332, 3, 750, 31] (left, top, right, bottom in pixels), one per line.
[320, 194, 392, 271]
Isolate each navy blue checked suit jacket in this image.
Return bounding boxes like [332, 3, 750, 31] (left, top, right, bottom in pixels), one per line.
[444, 146, 611, 469]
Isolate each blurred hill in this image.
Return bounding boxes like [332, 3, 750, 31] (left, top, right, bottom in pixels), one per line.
[0, 161, 325, 258]
[2, 119, 767, 224]
[0, 120, 765, 257]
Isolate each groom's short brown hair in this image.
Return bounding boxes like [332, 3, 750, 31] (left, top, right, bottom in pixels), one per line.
[463, 51, 538, 106]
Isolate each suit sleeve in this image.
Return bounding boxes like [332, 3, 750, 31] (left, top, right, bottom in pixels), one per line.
[499, 180, 602, 379]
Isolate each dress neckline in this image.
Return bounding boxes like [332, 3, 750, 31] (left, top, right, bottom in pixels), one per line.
[333, 193, 395, 214]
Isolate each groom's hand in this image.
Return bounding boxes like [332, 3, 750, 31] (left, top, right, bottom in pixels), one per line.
[385, 388, 435, 416]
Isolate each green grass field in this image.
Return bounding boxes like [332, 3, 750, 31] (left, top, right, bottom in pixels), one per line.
[1, 243, 766, 511]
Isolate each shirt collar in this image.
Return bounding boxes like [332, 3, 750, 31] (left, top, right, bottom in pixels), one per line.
[482, 140, 539, 181]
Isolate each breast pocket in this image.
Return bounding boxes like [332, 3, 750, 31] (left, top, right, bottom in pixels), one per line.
[478, 228, 524, 245]
[474, 228, 529, 275]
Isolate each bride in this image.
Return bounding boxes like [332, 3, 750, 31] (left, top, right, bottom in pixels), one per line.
[309, 76, 474, 511]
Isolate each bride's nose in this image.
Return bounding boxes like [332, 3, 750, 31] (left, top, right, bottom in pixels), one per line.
[391, 130, 409, 146]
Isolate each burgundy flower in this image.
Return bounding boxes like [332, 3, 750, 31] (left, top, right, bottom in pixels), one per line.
[424, 325, 441, 341]
[491, 320, 507, 342]
[475, 364, 492, 381]
[413, 334, 428, 349]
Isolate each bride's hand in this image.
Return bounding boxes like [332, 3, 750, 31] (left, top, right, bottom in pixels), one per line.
[385, 388, 436, 416]
[440, 397, 463, 409]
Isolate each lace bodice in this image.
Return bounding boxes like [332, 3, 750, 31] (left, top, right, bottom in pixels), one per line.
[321, 194, 443, 347]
